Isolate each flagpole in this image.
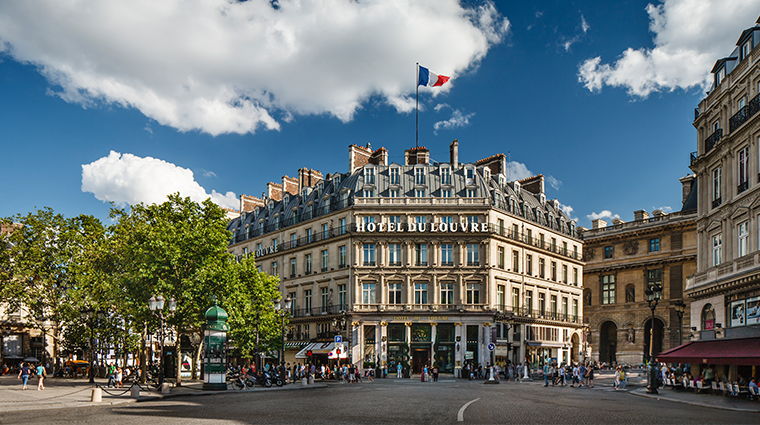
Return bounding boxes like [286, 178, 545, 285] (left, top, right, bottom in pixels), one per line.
[415, 62, 419, 148]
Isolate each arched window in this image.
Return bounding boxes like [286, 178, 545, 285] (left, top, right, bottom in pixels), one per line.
[702, 304, 715, 330]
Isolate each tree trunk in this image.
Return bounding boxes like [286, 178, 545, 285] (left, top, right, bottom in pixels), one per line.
[140, 323, 147, 384]
[195, 339, 204, 381]
[175, 332, 182, 386]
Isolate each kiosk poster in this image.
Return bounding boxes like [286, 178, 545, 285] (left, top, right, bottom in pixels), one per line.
[746, 297, 760, 325]
[731, 300, 746, 327]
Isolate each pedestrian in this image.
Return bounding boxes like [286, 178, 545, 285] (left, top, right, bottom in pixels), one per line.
[433, 365, 439, 382]
[586, 363, 595, 388]
[396, 362, 402, 378]
[543, 363, 550, 387]
[36, 363, 46, 390]
[421, 365, 427, 382]
[18, 362, 30, 390]
[367, 368, 374, 383]
[116, 366, 123, 388]
[106, 363, 116, 388]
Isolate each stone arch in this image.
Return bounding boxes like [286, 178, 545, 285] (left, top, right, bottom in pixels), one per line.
[701, 303, 715, 330]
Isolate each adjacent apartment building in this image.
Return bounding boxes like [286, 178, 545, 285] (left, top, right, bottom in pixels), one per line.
[580, 177, 697, 366]
[227, 141, 585, 376]
[667, 16, 760, 373]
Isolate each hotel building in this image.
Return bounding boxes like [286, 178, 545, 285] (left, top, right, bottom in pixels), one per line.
[227, 141, 584, 376]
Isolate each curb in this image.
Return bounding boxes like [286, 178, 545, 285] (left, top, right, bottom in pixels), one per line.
[628, 388, 760, 413]
[136, 383, 328, 402]
[1, 398, 137, 412]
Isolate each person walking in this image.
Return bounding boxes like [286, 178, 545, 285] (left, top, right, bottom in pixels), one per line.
[432, 365, 439, 382]
[396, 362, 402, 378]
[586, 363, 595, 388]
[18, 362, 30, 390]
[543, 363, 550, 387]
[36, 363, 46, 390]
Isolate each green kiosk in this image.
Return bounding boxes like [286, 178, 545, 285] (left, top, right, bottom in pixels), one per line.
[203, 298, 229, 390]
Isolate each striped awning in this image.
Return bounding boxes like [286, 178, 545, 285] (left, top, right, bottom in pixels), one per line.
[286, 342, 309, 349]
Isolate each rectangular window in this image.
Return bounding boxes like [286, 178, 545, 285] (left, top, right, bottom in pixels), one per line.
[497, 285, 506, 310]
[290, 232, 297, 246]
[440, 283, 454, 305]
[271, 261, 278, 276]
[321, 287, 329, 312]
[467, 244, 479, 266]
[389, 215, 402, 224]
[390, 168, 399, 185]
[525, 254, 533, 275]
[441, 189, 451, 198]
[415, 167, 425, 185]
[441, 167, 451, 185]
[497, 219, 504, 236]
[573, 267, 578, 286]
[539, 233, 545, 249]
[440, 216, 453, 225]
[414, 283, 428, 304]
[562, 297, 568, 317]
[539, 258, 545, 278]
[390, 189, 399, 198]
[512, 250, 519, 272]
[415, 244, 428, 266]
[604, 246, 613, 259]
[290, 258, 296, 277]
[321, 249, 329, 272]
[466, 283, 480, 304]
[551, 261, 557, 281]
[289, 292, 296, 314]
[389, 283, 402, 304]
[525, 228, 533, 244]
[550, 295, 557, 315]
[363, 216, 375, 225]
[338, 284, 346, 307]
[304, 289, 312, 311]
[305, 254, 312, 274]
[602, 275, 615, 305]
[713, 167, 721, 204]
[713, 234, 722, 266]
[538, 293, 546, 314]
[497, 246, 505, 268]
[649, 238, 660, 252]
[647, 269, 662, 289]
[441, 244, 453, 266]
[306, 228, 313, 243]
[363, 189, 374, 197]
[573, 299, 578, 319]
[321, 223, 329, 239]
[413, 189, 425, 198]
[415, 216, 427, 225]
[364, 167, 375, 185]
[389, 243, 402, 266]
[467, 216, 479, 225]
[362, 283, 376, 304]
[526, 291, 533, 312]
[467, 189, 477, 197]
[339, 218, 346, 234]
[562, 265, 568, 283]
[339, 245, 346, 267]
[739, 146, 749, 190]
[363, 244, 376, 266]
[512, 288, 520, 310]
[466, 167, 474, 179]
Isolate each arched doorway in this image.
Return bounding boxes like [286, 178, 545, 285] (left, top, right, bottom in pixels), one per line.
[599, 321, 617, 364]
[644, 318, 665, 363]
[571, 333, 579, 363]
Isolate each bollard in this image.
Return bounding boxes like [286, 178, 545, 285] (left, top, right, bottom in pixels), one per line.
[161, 382, 171, 394]
[484, 367, 499, 384]
[302, 377, 308, 386]
[308, 375, 314, 385]
[130, 385, 140, 398]
[90, 387, 102, 402]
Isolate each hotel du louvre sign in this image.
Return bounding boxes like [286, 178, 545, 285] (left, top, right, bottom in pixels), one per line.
[252, 221, 489, 258]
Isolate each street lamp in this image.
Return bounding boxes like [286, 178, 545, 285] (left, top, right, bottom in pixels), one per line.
[80, 308, 104, 384]
[674, 300, 686, 347]
[274, 297, 291, 380]
[645, 283, 663, 395]
[149, 295, 176, 387]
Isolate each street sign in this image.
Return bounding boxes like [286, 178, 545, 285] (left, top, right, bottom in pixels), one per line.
[487, 343, 495, 351]
[335, 335, 342, 343]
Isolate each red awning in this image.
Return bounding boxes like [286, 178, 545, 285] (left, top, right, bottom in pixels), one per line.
[656, 337, 760, 365]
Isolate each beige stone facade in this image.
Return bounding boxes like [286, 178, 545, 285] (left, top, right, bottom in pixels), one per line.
[687, 17, 760, 343]
[228, 142, 584, 375]
[580, 195, 697, 366]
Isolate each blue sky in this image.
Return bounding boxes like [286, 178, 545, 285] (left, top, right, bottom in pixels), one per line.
[1, 0, 759, 227]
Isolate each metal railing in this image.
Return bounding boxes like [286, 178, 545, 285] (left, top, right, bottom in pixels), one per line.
[704, 128, 723, 153]
[290, 304, 348, 318]
[729, 93, 760, 132]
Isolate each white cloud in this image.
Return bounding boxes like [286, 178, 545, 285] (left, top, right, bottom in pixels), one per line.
[561, 13, 590, 52]
[654, 205, 673, 213]
[578, 0, 760, 97]
[546, 175, 562, 190]
[587, 210, 620, 221]
[560, 203, 577, 221]
[81, 151, 238, 210]
[507, 161, 533, 181]
[433, 106, 475, 134]
[202, 170, 217, 178]
[0, 0, 509, 136]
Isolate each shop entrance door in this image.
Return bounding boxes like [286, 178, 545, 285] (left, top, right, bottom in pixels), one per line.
[411, 349, 430, 374]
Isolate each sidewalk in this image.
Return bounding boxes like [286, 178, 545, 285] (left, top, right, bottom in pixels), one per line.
[0, 375, 326, 412]
[630, 386, 760, 412]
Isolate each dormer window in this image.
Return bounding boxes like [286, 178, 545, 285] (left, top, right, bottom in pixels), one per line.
[440, 166, 451, 185]
[333, 174, 341, 185]
[390, 167, 400, 185]
[498, 175, 505, 187]
[414, 167, 426, 185]
[465, 166, 474, 180]
[539, 193, 546, 205]
[741, 41, 751, 61]
[483, 168, 491, 182]
[364, 167, 375, 185]
[514, 181, 521, 195]
[363, 189, 375, 197]
[716, 66, 725, 86]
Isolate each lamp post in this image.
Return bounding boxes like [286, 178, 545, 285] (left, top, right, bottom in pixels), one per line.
[274, 297, 292, 368]
[80, 308, 104, 384]
[674, 300, 686, 347]
[645, 283, 663, 394]
[149, 295, 176, 387]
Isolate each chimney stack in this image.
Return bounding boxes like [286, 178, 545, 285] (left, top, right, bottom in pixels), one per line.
[679, 174, 696, 204]
[633, 210, 649, 221]
[592, 219, 607, 229]
[450, 140, 459, 169]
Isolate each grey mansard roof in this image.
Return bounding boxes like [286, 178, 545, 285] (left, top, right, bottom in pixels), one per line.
[228, 162, 577, 243]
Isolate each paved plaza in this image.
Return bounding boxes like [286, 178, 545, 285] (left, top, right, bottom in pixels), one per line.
[1, 372, 759, 424]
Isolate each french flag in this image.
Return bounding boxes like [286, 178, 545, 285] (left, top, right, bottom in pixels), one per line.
[418, 65, 450, 87]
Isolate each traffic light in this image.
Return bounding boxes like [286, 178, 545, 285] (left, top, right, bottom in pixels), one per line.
[307, 350, 313, 357]
[336, 348, 341, 355]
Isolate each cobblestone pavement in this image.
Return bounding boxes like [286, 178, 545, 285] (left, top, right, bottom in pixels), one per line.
[2, 375, 760, 424]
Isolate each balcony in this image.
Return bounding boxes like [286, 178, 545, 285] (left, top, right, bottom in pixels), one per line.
[690, 151, 698, 166]
[290, 304, 348, 318]
[388, 261, 402, 267]
[712, 197, 722, 209]
[704, 128, 723, 153]
[738, 180, 749, 194]
[729, 93, 760, 132]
